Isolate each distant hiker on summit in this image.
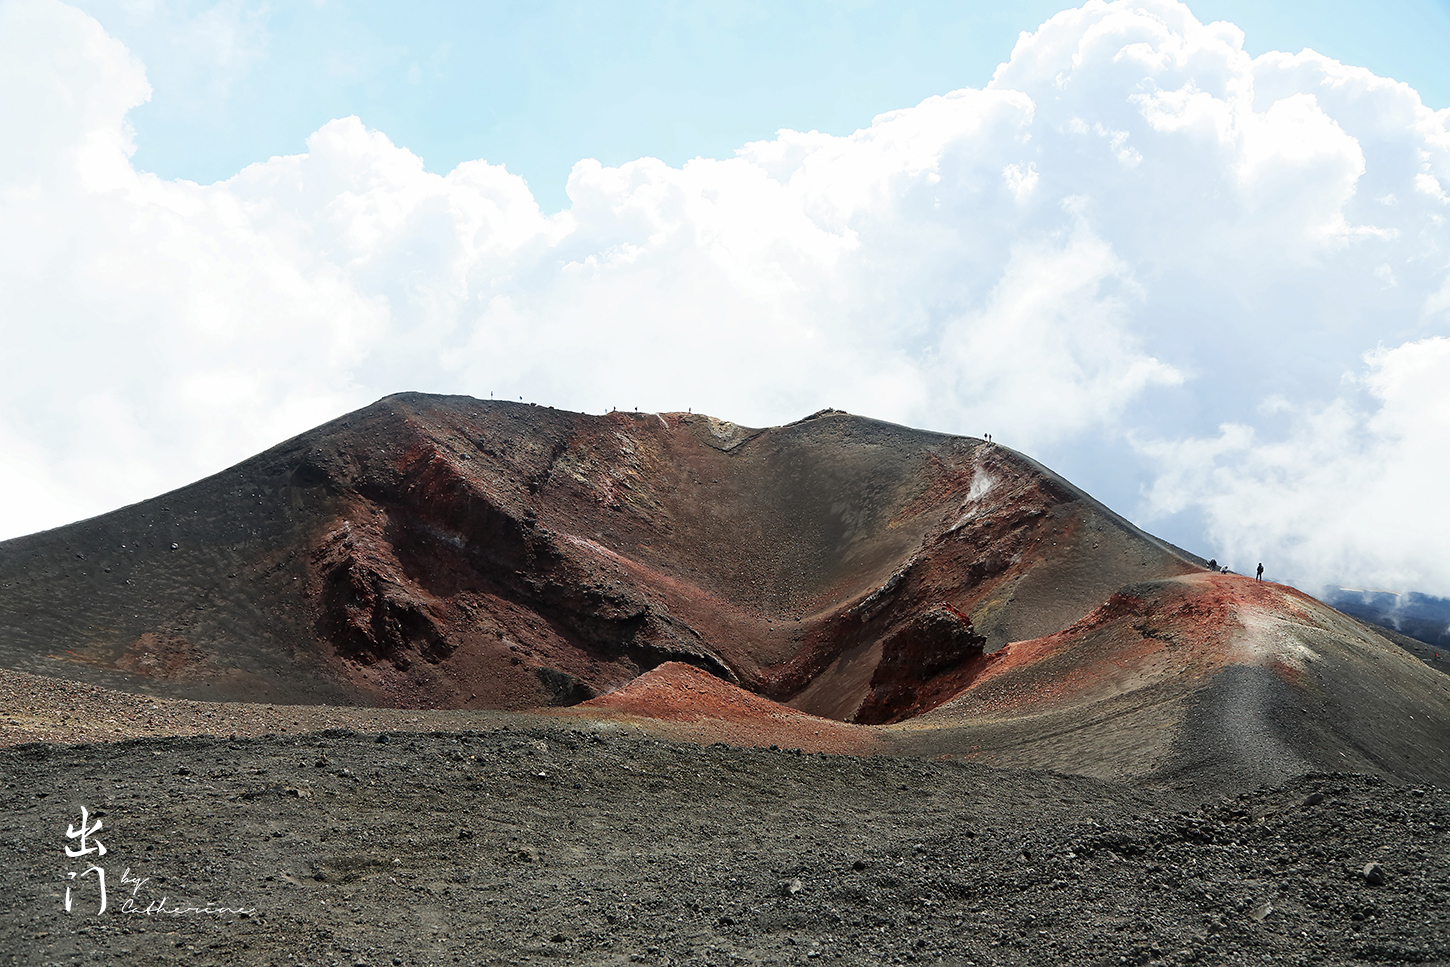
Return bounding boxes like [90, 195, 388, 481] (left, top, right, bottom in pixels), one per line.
[1256, 563, 1264, 582]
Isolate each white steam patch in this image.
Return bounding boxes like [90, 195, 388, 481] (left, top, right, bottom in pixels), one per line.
[951, 459, 1001, 532]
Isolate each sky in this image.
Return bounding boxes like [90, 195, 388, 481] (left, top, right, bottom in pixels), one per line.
[2, 0, 1450, 600]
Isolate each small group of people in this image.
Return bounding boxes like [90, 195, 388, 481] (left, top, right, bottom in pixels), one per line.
[1205, 558, 1266, 581]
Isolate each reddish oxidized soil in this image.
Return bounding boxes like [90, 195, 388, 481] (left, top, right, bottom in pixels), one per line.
[918, 573, 1363, 721]
[566, 661, 878, 754]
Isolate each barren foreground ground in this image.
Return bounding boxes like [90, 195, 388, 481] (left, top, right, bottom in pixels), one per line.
[3, 712, 1447, 967]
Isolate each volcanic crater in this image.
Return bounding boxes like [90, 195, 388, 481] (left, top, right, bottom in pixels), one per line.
[0, 393, 1446, 787]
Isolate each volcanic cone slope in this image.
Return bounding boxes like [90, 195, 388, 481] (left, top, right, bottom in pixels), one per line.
[1, 394, 1446, 786]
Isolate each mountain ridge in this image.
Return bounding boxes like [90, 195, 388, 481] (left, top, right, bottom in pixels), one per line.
[0, 393, 1446, 788]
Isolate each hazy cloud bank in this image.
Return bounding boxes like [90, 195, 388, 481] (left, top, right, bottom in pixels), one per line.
[1, 0, 1448, 596]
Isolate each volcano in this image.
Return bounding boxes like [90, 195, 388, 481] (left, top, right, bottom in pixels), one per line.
[1, 393, 1446, 787]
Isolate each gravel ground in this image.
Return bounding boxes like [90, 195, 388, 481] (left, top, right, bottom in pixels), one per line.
[0, 667, 522, 748]
[2, 719, 1446, 967]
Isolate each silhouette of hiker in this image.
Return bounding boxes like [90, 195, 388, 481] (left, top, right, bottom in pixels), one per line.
[1207, 558, 1217, 571]
[1256, 563, 1264, 582]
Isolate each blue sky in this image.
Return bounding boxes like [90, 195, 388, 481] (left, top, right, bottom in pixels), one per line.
[76, 0, 1450, 211]
[5, 0, 1450, 599]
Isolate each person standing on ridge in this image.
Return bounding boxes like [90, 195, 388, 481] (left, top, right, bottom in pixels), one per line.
[1256, 563, 1264, 582]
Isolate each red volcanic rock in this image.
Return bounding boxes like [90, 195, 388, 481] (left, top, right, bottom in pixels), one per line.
[854, 605, 986, 725]
[313, 516, 451, 670]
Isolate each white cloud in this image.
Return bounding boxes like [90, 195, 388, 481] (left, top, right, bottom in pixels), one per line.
[1140, 337, 1450, 594]
[69, 0, 270, 105]
[2, 0, 1450, 599]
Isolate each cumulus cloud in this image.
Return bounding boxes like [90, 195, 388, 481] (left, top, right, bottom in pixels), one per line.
[1141, 337, 1450, 594]
[1, 0, 1449, 597]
